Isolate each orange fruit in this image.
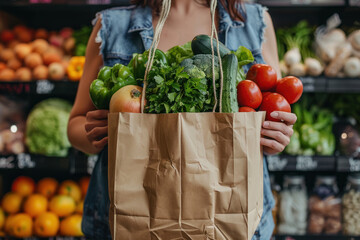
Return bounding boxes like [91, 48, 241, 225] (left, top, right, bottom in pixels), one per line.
[79, 176, 90, 198]
[23, 194, 48, 217]
[7, 213, 32, 238]
[0, 207, 4, 230]
[58, 180, 81, 202]
[1, 192, 22, 214]
[37, 178, 58, 199]
[11, 176, 35, 197]
[75, 200, 84, 215]
[49, 195, 75, 217]
[4, 215, 15, 235]
[34, 212, 60, 237]
[60, 214, 84, 236]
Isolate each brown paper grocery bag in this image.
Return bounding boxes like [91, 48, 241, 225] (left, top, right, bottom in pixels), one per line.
[108, 111, 265, 240]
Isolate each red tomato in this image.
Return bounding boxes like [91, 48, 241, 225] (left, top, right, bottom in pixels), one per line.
[238, 107, 256, 112]
[236, 80, 262, 109]
[246, 64, 277, 91]
[262, 92, 272, 99]
[275, 76, 303, 104]
[259, 93, 291, 122]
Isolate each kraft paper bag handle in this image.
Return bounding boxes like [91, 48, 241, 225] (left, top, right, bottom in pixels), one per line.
[140, 0, 225, 113]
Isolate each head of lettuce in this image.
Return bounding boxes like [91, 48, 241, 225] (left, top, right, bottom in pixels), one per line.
[26, 98, 72, 157]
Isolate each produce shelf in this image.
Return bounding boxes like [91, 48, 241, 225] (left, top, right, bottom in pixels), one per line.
[267, 155, 336, 172]
[0, 150, 93, 174]
[0, 80, 78, 96]
[273, 235, 360, 240]
[300, 77, 360, 93]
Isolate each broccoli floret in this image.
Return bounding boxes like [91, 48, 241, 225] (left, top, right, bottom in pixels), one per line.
[180, 54, 219, 80]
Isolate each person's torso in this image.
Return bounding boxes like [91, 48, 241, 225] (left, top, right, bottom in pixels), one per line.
[94, 1, 267, 73]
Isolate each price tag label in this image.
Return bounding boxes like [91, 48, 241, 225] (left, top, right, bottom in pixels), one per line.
[296, 156, 317, 170]
[0, 83, 30, 94]
[301, 77, 315, 92]
[291, 0, 311, 4]
[17, 153, 36, 169]
[267, 155, 288, 171]
[348, 158, 360, 172]
[0, 156, 16, 169]
[36, 80, 55, 94]
[87, 155, 98, 174]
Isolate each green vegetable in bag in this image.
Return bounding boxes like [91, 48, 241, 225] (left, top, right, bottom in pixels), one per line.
[90, 64, 136, 109]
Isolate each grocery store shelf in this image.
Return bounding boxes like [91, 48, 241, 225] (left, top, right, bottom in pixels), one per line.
[0, 80, 78, 96]
[301, 77, 360, 93]
[267, 155, 360, 172]
[267, 155, 336, 172]
[274, 235, 360, 240]
[0, 150, 93, 174]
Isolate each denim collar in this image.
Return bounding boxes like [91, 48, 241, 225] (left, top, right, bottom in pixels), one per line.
[128, 6, 153, 33]
[127, 1, 245, 34]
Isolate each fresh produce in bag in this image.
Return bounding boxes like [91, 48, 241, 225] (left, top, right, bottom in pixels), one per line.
[308, 176, 342, 234]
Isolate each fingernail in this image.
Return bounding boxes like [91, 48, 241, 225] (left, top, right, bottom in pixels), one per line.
[271, 112, 278, 117]
[263, 121, 269, 127]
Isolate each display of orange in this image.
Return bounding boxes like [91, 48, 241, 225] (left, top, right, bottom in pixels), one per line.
[11, 176, 35, 197]
[60, 214, 84, 236]
[49, 195, 75, 217]
[7, 213, 32, 238]
[0, 207, 4, 230]
[79, 176, 90, 198]
[1, 192, 22, 214]
[58, 180, 81, 202]
[23, 194, 48, 217]
[75, 200, 84, 215]
[36, 177, 59, 199]
[4, 215, 15, 235]
[34, 212, 60, 237]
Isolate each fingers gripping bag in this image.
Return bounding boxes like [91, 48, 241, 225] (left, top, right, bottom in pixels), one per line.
[107, 0, 265, 239]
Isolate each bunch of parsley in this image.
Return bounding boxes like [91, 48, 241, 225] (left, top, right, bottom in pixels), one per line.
[145, 63, 213, 113]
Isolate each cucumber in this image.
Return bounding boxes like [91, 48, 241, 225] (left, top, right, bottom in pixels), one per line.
[191, 35, 230, 58]
[221, 53, 238, 113]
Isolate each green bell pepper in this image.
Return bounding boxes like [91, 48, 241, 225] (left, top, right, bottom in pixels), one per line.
[110, 63, 137, 95]
[90, 64, 137, 109]
[132, 49, 168, 80]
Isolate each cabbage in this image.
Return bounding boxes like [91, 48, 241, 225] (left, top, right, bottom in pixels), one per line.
[26, 98, 72, 157]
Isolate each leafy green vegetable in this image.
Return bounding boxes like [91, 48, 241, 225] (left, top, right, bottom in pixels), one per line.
[285, 130, 301, 155]
[145, 63, 212, 113]
[26, 98, 72, 157]
[166, 41, 194, 65]
[231, 46, 254, 67]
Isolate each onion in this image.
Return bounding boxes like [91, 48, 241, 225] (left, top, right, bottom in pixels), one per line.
[305, 58, 323, 76]
[110, 85, 143, 113]
[344, 57, 360, 78]
[322, 29, 346, 43]
[284, 48, 301, 66]
[289, 63, 306, 77]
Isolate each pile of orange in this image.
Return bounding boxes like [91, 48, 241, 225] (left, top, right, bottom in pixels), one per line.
[0, 175, 90, 238]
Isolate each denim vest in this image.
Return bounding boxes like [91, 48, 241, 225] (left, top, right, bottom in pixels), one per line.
[83, 3, 275, 239]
